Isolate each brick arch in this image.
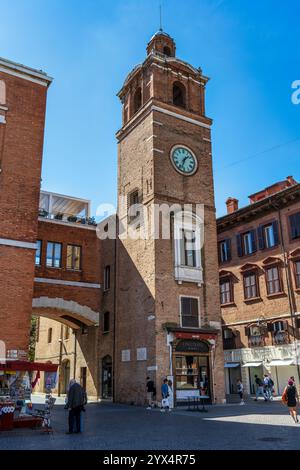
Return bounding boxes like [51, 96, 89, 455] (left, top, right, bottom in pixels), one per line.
[32, 297, 99, 328]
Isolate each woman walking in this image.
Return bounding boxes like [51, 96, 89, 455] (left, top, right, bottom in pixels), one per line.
[282, 379, 299, 423]
[237, 379, 245, 405]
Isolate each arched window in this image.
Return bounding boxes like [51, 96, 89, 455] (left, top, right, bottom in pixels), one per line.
[0, 80, 6, 105]
[173, 81, 186, 108]
[133, 87, 142, 114]
[163, 46, 171, 56]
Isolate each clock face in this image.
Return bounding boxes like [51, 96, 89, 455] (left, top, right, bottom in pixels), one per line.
[170, 146, 197, 175]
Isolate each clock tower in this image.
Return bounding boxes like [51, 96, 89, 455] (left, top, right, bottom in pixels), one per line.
[115, 31, 225, 405]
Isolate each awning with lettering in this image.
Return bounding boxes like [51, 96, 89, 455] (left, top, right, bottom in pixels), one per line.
[242, 362, 263, 368]
[268, 359, 294, 367]
[224, 363, 240, 368]
[0, 361, 58, 372]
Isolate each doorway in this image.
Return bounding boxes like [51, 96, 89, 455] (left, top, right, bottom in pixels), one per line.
[102, 355, 112, 399]
[173, 339, 212, 403]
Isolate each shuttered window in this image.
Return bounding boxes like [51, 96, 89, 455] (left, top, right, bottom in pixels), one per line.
[266, 266, 282, 295]
[237, 230, 257, 257]
[295, 261, 300, 288]
[257, 221, 279, 250]
[220, 278, 233, 305]
[181, 297, 199, 328]
[243, 272, 259, 299]
[290, 212, 300, 240]
[219, 239, 231, 263]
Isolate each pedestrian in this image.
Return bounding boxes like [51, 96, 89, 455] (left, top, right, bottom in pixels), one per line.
[167, 379, 174, 410]
[146, 376, 156, 410]
[160, 378, 170, 412]
[237, 379, 245, 405]
[254, 375, 267, 401]
[263, 374, 272, 401]
[282, 379, 299, 423]
[65, 379, 86, 434]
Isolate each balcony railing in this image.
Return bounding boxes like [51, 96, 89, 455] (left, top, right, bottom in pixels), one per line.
[248, 335, 265, 348]
[223, 338, 236, 350]
[39, 209, 97, 226]
[272, 330, 290, 345]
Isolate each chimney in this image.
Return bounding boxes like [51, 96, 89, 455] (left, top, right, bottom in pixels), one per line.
[286, 176, 297, 187]
[226, 197, 239, 214]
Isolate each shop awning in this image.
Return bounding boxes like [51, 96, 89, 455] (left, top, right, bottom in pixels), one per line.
[0, 361, 58, 372]
[224, 363, 240, 368]
[242, 362, 263, 368]
[268, 359, 294, 367]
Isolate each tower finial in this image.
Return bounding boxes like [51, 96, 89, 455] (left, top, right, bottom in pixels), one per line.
[159, 4, 163, 31]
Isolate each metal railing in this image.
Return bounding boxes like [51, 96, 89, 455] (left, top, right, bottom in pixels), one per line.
[248, 335, 265, 347]
[272, 330, 290, 345]
[39, 209, 97, 226]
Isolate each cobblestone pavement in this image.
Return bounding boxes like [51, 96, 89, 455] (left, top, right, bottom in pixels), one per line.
[1, 399, 300, 450]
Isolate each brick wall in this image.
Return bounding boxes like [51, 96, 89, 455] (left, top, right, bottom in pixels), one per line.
[0, 66, 50, 352]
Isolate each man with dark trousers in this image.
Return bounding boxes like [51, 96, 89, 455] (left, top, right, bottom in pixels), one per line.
[66, 379, 86, 434]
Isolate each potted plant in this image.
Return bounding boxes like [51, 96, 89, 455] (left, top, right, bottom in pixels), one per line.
[80, 217, 86, 225]
[39, 209, 48, 218]
[54, 212, 64, 220]
[67, 215, 78, 223]
[87, 216, 97, 226]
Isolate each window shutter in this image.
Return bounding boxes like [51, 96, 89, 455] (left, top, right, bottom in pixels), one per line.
[236, 234, 243, 257]
[181, 297, 189, 316]
[190, 298, 198, 317]
[267, 322, 273, 332]
[290, 213, 300, 239]
[282, 320, 288, 331]
[244, 326, 250, 337]
[296, 318, 300, 329]
[257, 226, 265, 250]
[271, 221, 279, 246]
[226, 238, 232, 261]
[250, 230, 257, 252]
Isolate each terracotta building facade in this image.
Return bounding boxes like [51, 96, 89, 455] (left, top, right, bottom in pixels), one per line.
[0, 58, 52, 356]
[218, 177, 300, 398]
[0, 32, 226, 405]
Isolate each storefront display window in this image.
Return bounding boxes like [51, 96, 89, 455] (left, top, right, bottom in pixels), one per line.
[175, 355, 210, 396]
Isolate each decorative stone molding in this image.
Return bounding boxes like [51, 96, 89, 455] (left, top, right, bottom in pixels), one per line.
[32, 297, 99, 325]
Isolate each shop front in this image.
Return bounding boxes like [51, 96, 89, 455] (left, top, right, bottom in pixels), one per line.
[224, 363, 241, 394]
[170, 330, 217, 405]
[0, 360, 58, 431]
[224, 342, 300, 397]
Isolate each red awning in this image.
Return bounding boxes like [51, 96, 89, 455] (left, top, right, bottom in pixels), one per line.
[174, 332, 217, 340]
[0, 361, 58, 372]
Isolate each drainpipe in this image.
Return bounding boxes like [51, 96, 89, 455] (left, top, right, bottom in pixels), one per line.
[73, 330, 77, 380]
[57, 324, 63, 397]
[113, 217, 118, 403]
[271, 201, 300, 384]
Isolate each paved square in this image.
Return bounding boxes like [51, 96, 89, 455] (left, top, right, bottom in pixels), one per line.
[0, 397, 300, 450]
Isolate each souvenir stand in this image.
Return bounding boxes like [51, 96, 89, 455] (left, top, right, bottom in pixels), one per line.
[0, 360, 58, 431]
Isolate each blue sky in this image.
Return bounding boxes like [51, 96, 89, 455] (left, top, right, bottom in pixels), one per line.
[1, 0, 299, 216]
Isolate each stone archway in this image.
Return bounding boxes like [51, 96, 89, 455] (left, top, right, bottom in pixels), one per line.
[32, 297, 99, 329]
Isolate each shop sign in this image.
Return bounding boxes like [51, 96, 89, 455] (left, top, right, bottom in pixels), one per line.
[175, 332, 216, 341]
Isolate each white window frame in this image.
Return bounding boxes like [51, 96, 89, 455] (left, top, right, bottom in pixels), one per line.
[174, 212, 203, 285]
[179, 295, 201, 329]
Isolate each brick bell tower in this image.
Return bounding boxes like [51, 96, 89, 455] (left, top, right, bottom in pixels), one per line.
[115, 31, 225, 405]
[0, 58, 52, 357]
